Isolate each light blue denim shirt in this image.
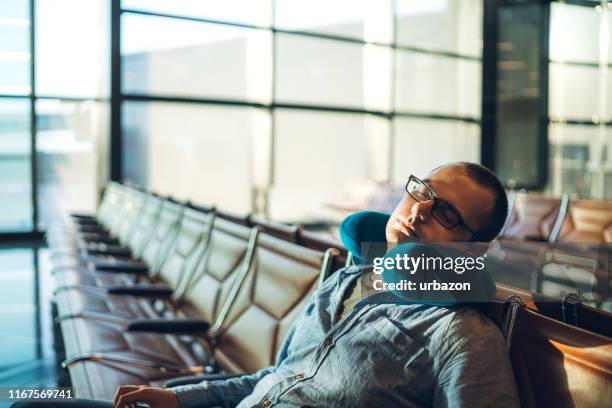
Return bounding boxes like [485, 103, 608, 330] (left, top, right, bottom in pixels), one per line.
[173, 265, 520, 408]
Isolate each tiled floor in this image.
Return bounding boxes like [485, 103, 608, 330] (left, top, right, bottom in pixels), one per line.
[0, 242, 66, 408]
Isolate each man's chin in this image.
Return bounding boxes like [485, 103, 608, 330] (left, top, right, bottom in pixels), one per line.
[388, 230, 421, 244]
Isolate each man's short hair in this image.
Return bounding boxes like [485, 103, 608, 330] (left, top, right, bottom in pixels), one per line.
[459, 162, 508, 242]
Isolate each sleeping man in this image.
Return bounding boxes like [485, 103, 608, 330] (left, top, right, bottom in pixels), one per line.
[15, 162, 520, 408]
[110, 162, 519, 408]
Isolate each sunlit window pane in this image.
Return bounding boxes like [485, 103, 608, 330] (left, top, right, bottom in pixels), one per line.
[392, 117, 480, 181]
[36, 0, 109, 97]
[549, 3, 600, 64]
[549, 63, 601, 120]
[395, 0, 482, 57]
[122, 101, 269, 215]
[270, 109, 390, 221]
[548, 123, 599, 197]
[395, 50, 481, 117]
[122, 0, 272, 27]
[36, 99, 109, 228]
[122, 13, 272, 102]
[276, 34, 391, 110]
[0, 99, 32, 231]
[275, 0, 392, 43]
[0, 0, 30, 95]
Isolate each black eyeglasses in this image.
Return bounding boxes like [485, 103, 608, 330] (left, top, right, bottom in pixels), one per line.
[405, 175, 475, 234]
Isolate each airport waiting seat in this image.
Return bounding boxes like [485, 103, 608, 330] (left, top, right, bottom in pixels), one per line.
[52, 194, 168, 274]
[505, 301, 612, 408]
[46, 183, 131, 249]
[59, 216, 257, 398]
[500, 192, 566, 243]
[48, 182, 612, 405]
[489, 192, 569, 291]
[209, 232, 337, 373]
[297, 228, 350, 276]
[248, 214, 299, 242]
[69, 182, 124, 226]
[49, 188, 150, 265]
[538, 199, 612, 307]
[54, 199, 185, 309]
[495, 283, 612, 339]
[479, 294, 612, 408]
[57, 194, 165, 268]
[59, 226, 336, 400]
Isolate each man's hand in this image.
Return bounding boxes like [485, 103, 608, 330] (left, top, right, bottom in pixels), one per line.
[113, 385, 180, 408]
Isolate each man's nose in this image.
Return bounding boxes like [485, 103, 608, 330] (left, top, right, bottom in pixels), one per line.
[407, 199, 434, 224]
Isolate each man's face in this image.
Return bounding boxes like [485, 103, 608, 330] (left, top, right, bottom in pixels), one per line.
[386, 164, 495, 243]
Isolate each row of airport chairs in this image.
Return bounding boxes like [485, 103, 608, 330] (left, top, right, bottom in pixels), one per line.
[47, 183, 347, 399]
[493, 191, 612, 309]
[46, 183, 611, 407]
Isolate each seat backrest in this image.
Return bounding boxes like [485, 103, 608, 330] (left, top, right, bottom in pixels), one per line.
[496, 283, 612, 339]
[297, 229, 349, 275]
[216, 210, 250, 226]
[96, 183, 125, 229]
[507, 305, 612, 408]
[105, 188, 146, 240]
[495, 283, 564, 322]
[576, 302, 612, 339]
[107, 189, 146, 242]
[500, 192, 563, 242]
[156, 208, 214, 297]
[556, 199, 612, 243]
[181, 218, 254, 325]
[212, 232, 335, 373]
[140, 199, 184, 274]
[123, 195, 164, 258]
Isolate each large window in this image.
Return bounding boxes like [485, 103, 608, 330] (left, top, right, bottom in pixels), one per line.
[0, 0, 109, 233]
[35, 0, 109, 229]
[122, 101, 266, 214]
[121, 0, 483, 221]
[0, 1, 32, 231]
[0, 99, 32, 231]
[547, 1, 612, 198]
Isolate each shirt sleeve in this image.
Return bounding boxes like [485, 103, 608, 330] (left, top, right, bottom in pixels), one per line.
[432, 321, 520, 408]
[172, 366, 274, 408]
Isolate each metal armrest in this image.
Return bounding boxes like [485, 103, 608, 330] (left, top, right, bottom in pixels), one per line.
[86, 246, 132, 257]
[61, 353, 205, 375]
[78, 225, 108, 235]
[74, 219, 99, 227]
[71, 212, 95, 220]
[80, 234, 119, 245]
[107, 284, 172, 297]
[163, 373, 244, 388]
[53, 284, 107, 296]
[126, 318, 209, 334]
[94, 262, 149, 273]
[56, 310, 128, 324]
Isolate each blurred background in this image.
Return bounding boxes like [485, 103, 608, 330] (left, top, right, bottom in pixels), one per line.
[0, 0, 610, 396]
[1, 0, 610, 231]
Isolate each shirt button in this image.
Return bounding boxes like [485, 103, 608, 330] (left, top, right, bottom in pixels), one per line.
[294, 374, 304, 381]
[261, 399, 271, 407]
[323, 338, 333, 347]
